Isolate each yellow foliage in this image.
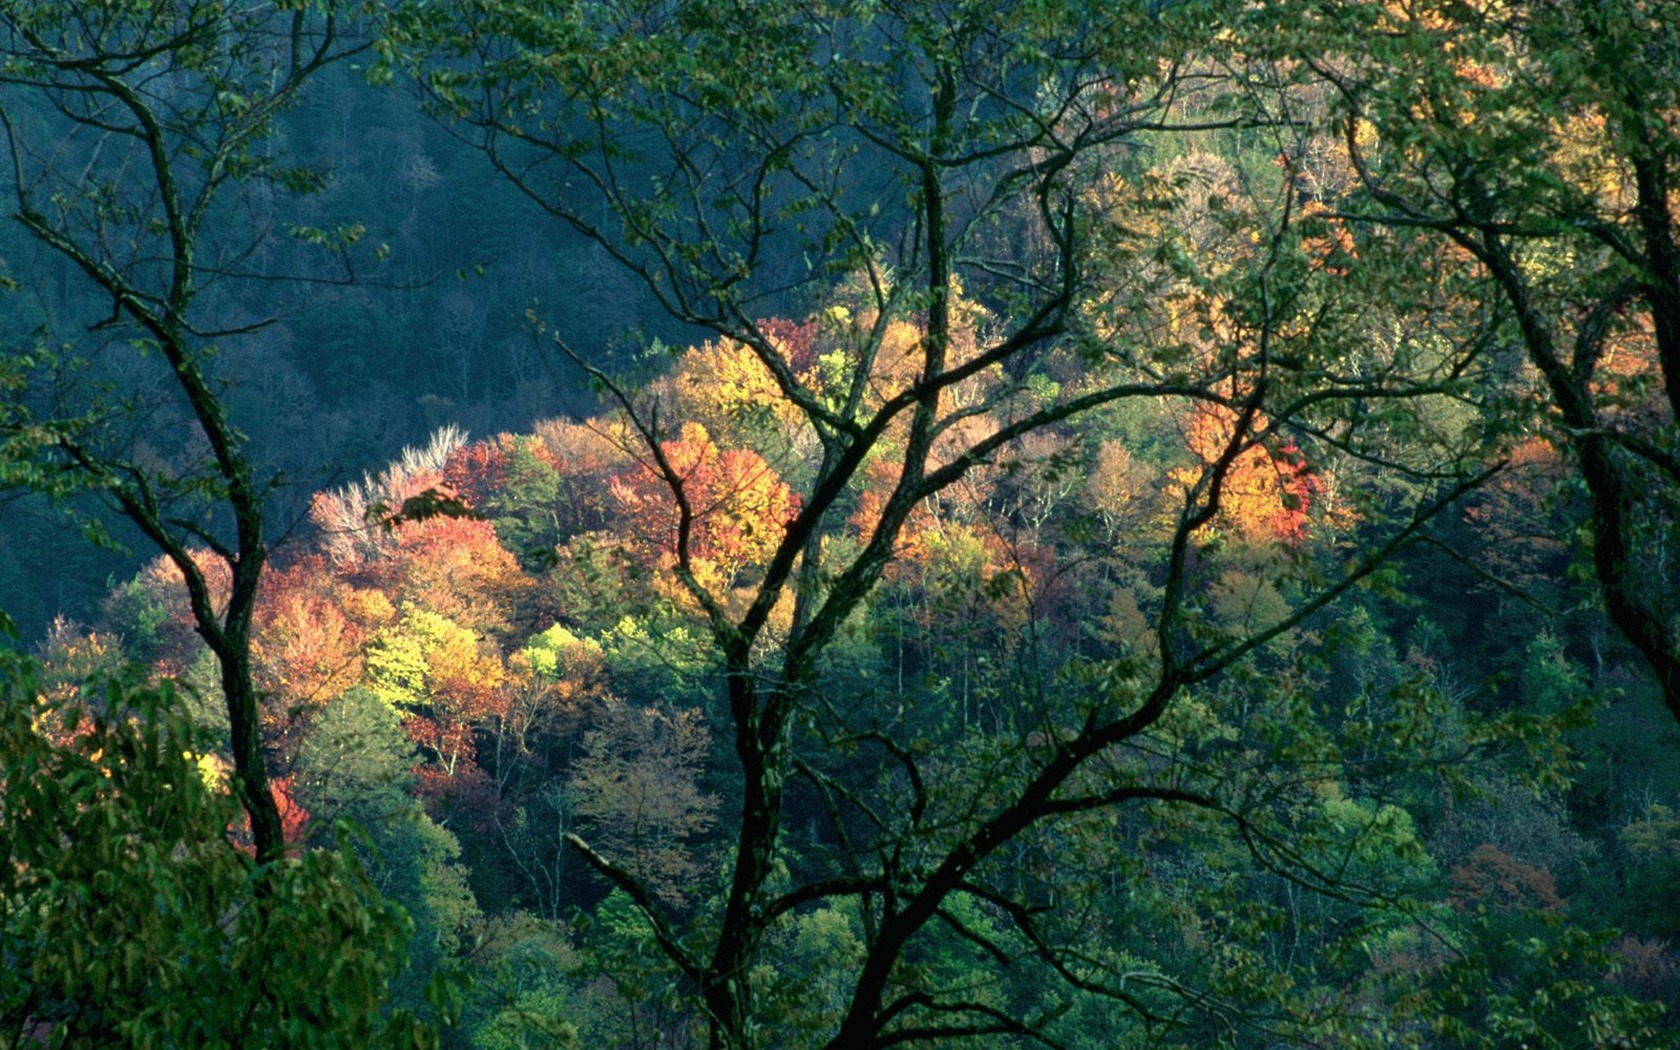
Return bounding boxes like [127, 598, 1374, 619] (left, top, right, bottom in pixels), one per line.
[341, 587, 396, 628]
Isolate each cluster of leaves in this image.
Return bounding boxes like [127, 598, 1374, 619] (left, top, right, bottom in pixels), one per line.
[0, 649, 440, 1048]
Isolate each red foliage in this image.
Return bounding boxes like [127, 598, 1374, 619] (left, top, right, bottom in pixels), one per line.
[441, 433, 560, 512]
[414, 760, 499, 831]
[253, 556, 366, 719]
[275, 775, 311, 848]
[230, 774, 311, 857]
[757, 317, 820, 375]
[442, 439, 512, 511]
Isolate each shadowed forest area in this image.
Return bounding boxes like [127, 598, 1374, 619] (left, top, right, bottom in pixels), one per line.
[5, 1, 1680, 1047]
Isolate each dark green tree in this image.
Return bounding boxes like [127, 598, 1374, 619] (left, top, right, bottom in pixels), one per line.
[296, 687, 482, 1010]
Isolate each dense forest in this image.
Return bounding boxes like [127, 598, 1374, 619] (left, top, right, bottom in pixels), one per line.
[5, 0, 1680, 1047]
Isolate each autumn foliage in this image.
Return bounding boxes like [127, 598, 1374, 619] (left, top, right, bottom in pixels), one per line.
[1174, 404, 1319, 544]
[608, 421, 801, 589]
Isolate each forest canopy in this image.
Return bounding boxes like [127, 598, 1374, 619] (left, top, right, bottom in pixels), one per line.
[3, 0, 1680, 1047]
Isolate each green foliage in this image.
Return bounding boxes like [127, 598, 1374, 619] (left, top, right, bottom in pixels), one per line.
[295, 688, 483, 1010]
[462, 914, 581, 1050]
[473, 988, 579, 1050]
[1409, 920, 1669, 1050]
[480, 438, 567, 566]
[1520, 632, 1591, 716]
[594, 616, 711, 707]
[369, 488, 483, 534]
[520, 624, 602, 682]
[589, 890, 657, 959]
[296, 687, 418, 824]
[101, 577, 172, 665]
[0, 653, 433, 1048]
[1616, 801, 1680, 940]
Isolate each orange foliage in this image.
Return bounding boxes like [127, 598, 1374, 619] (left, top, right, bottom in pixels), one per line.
[860, 318, 945, 413]
[609, 422, 801, 587]
[1590, 314, 1670, 436]
[848, 455, 938, 562]
[1375, 0, 1506, 119]
[1297, 199, 1358, 276]
[387, 515, 526, 636]
[1174, 405, 1318, 544]
[828, 313, 986, 421]
[253, 557, 366, 714]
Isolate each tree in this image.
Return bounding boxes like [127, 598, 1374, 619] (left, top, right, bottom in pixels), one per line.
[402, 2, 1495, 1044]
[295, 686, 483, 1011]
[568, 697, 719, 907]
[1279, 0, 1680, 723]
[0, 649, 433, 1047]
[607, 421, 802, 599]
[443, 433, 568, 566]
[0, 5, 452, 1044]
[253, 556, 372, 738]
[0, 0, 373, 862]
[1172, 403, 1319, 545]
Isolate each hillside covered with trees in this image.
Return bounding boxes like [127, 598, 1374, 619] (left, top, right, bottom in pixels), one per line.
[5, 0, 1680, 1047]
